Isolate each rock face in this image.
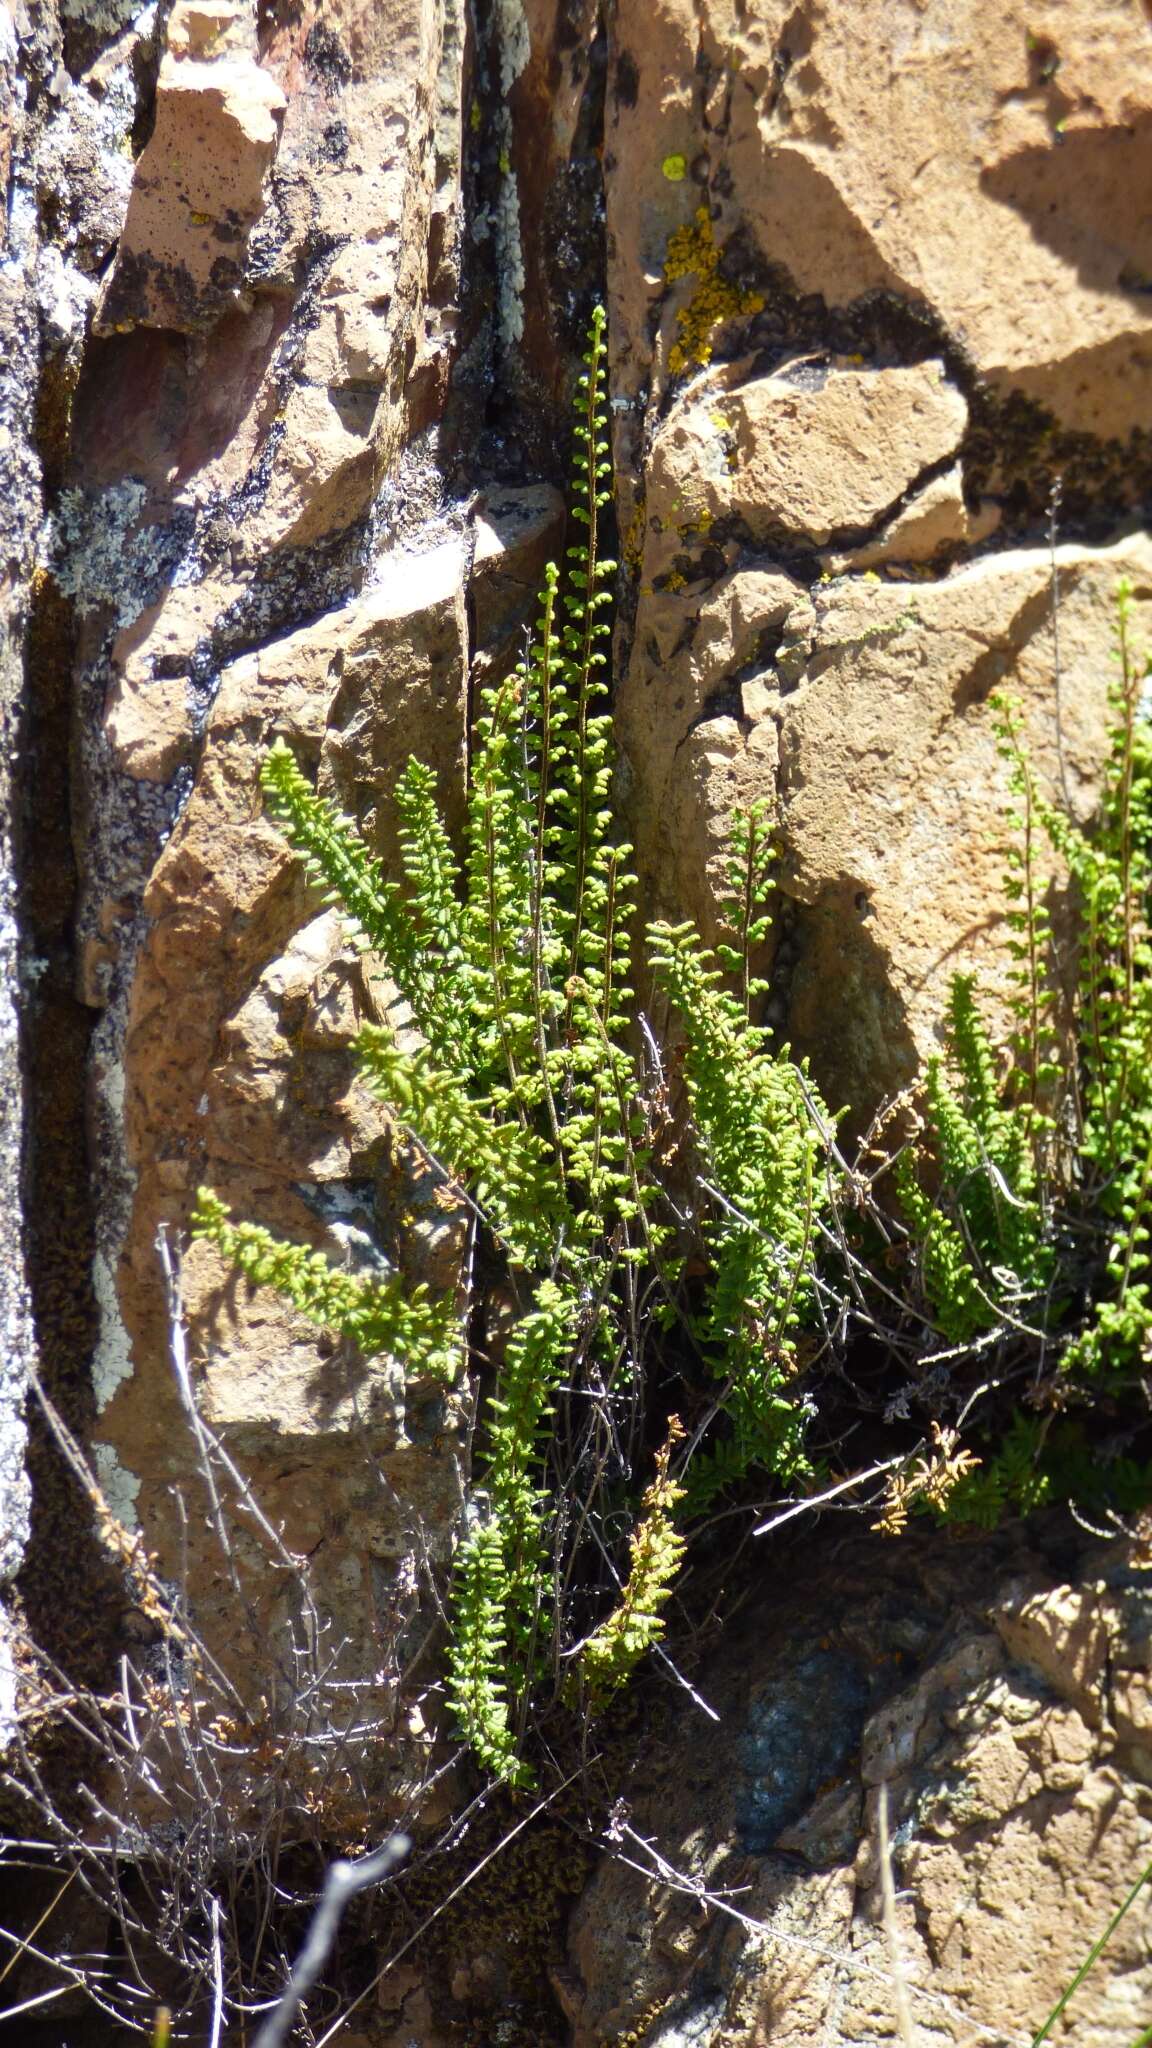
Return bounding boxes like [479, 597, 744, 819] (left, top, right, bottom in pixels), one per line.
[604, 0, 1152, 439]
[5, 0, 1152, 2032]
[95, 2, 287, 333]
[0, 0, 43, 1739]
[561, 1528, 1152, 2048]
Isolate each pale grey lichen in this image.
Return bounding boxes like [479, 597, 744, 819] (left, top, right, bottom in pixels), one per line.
[484, 0, 529, 349]
[36, 244, 97, 350]
[93, 1441, 142, 1527]
[92, 1245, 134, 1412]
[495, 0, 530, 97]
[88, 995, 141, 1437]
[493, 149, 525, 348]
[43, 480, 190, 623]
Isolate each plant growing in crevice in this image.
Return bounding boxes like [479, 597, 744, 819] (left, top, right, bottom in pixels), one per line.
[193, 306, 833, 1785]
[886, 586, 1152, 1527]
[195, 296, 1152, 1787]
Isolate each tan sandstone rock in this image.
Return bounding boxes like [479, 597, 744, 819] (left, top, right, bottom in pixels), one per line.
[825, 465, 1002, 572]
[644, 358, 968, 571]
[560, 1534, 1152, 2048]
[90, 537, 470, 1740]
[605, 0, 1152, 439]
[96, 21, 287, 333]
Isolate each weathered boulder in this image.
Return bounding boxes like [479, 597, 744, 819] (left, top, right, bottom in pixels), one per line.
[95, 4, 287, 334]
[648, 357, 968, 554]
[560, 1531, 1152, 2048]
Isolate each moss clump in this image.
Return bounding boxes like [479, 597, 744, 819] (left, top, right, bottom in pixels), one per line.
[663, 205, 764, 374]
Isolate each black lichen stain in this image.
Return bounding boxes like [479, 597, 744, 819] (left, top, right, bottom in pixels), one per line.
[304, 19, 354, 89]
[615, 49, 640, 107]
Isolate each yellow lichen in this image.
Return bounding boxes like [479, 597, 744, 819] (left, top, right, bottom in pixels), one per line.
[661, 152, 688, 181]
[663, 204, 764, 375]
[622, 506, 646, 568]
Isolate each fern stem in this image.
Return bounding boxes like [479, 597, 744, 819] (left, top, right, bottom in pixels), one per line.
[565, 306, 608, 997]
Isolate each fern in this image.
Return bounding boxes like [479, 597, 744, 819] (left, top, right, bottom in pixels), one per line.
[715, 796, 776, 1022]
[445, 1516, 531, 1787]
[189, 305, 851, 1787]
[1048, 587, 1152, 1378]
[579, 1419, 687, 1702]
[897, 975, 1052, 1345]
[484, 1282, 580, 1638]
[260, 743, 429, 1024]
[353, 1027, 563, 1268]
[648, 917, 830, 1496]
[190, 1190, 459, 1379]
[194, 308, 682, 1786]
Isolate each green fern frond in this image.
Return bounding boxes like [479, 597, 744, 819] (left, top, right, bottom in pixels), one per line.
[579, 1418, 687, 1701]
[394, 756, 474, 1067]
[898, 977, 1052, 1343]
[715, 796, 777, 1020]
[485, 1281, 580, 1632]
[354, 1025, 563, 1267]
[445, 1517, 532, 1787]
[260, 741, 448, 1057]
[649, 915, 830, 1493]
[893, 1149, 995, 1347]
[190, 1189, 459, 1378]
